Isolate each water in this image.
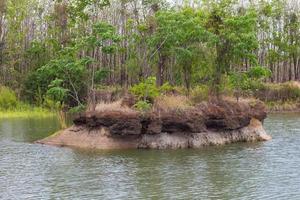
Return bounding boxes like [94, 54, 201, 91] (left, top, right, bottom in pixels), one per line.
[0, 114, 300, 200]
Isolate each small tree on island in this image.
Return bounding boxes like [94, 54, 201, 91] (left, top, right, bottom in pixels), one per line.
[46, 79, 69, 129]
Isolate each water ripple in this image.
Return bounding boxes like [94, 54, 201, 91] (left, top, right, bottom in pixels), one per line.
[0, 114, 300, 199]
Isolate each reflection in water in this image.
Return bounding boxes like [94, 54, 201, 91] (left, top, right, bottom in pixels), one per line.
[0, 117, 60, 142]
[0, 113, 300, 199]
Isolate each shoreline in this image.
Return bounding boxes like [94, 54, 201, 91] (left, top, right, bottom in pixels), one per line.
[0, 110, 55, 119]
[266, 103, 300, 114]
[268, 110, 300, 114]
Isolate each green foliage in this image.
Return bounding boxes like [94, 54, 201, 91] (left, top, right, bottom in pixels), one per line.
[43, 97, 59, 110]
[246, 66, 272, 80]
[130, 77, 160, 101]
[0, 86, 54, 118]
[23, 21, 121, 108]
[229, 66, 273, 99]
[68, 105, 86, 114]
[46, 79, 69, 103]
[45, 79, 69, 128]
[130, 77, 173, 102]
[203, 1, 259, 93]
[0, 108, 54, 119]
[94, 69, 111, 83]
[3, 0, 300, 110]
[134, 100, 152, 112]
[190, 85, 209, 103]
[159, 82, 173, 94]
[229, 72, 251, 91]
[232, 66, 271, 90]
[81, 22, 121, 52]
[24, 46, 88, 106]
[148, 8, 213, 89]
[68, 0, 110, 22]
[0, 86, 18, 110]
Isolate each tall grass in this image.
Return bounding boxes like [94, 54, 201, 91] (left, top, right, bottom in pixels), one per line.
[252, 82, 300, 102]
[0, 86, 18, 110]
[95, 100, 136, 113]
[153, 95, 192, 111]
[0, 107, 55, 118]
[0, 86, 55, 118]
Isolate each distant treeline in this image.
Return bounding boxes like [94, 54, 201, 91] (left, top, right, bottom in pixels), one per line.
[0, 0, 300, 106]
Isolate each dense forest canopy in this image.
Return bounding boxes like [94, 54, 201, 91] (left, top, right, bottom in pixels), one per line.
[0, 0, 300, 108]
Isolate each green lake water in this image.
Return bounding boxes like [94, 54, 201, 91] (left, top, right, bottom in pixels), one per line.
[0, 114, 300, 199]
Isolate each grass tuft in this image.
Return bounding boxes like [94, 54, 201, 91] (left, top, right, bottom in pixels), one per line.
[153, 95, 192, 111]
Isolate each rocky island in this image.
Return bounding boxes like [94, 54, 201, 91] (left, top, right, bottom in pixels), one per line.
[36, 97, 271, 149]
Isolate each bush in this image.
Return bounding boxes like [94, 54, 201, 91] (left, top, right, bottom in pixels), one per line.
[68, 105, 86, 114]
[0, 86, 19, 110]
[130, 77, 173, 102]
[130, 77, 159, 101]
[228, 67, 271, 98]
[190, 85, 209, 103]
[43, 97, 63, 111]
[246, 66, 272, 80]
[159, 82, 173, 94]
[133, 100, 152, 112]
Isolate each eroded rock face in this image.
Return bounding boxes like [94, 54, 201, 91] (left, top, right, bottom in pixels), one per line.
[198, 100, 267, 130]
[73, 99, 267, 135]
[36, 99, 270, 149]
[74, 111, 142, 135]
[138, 118, 271, 149]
